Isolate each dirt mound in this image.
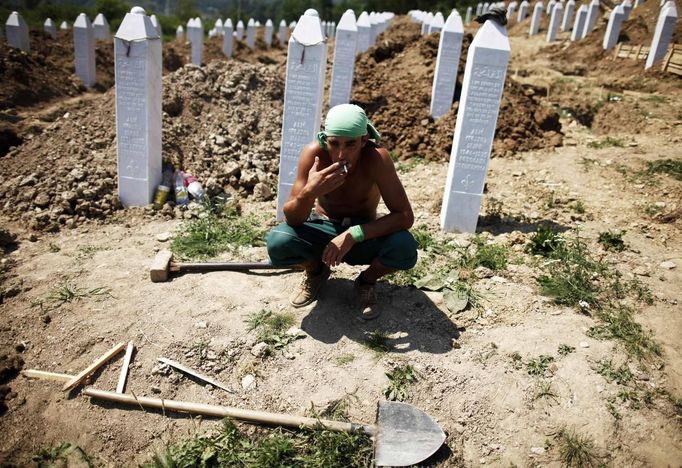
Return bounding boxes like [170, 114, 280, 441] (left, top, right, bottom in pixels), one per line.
[0, 351, 24, 416]
[0, 30, 114, 111]
[353, 17, 562, 160]
[0, 60, 283, 233]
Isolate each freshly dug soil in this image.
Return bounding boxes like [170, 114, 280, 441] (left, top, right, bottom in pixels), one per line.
[0, 60, 283, 233]
[0, 29, 114, 111]
[353, 17, 562, 160]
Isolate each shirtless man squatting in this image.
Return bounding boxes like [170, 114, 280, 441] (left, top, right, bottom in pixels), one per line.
[266, 104, 418, 320]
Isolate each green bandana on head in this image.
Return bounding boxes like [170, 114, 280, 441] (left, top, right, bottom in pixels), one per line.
[316, 104, 381, 150]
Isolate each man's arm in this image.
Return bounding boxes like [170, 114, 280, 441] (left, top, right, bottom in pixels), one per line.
[359, 147, 414, 240]
[283, 143, 346, 226]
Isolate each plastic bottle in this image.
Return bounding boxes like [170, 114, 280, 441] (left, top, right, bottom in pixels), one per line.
[174, 171, 189, 206]
[182, 172, 205, 201]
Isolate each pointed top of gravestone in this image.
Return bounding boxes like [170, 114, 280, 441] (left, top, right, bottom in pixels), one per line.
[345, 8, 355, 15]
[94, 13, 108, 26]
[444, 9, 465, 31]
[74, 13, 92, 28]
[358, 11, 371, 26]
[431, 12, 445, 29]
[304, 9, 319, 17]
[45, 18, 54, 27]
[195, 17, 202, 27]
[292, 10, 324, 45]
[662, 0, 677, 13]
[266, 19, 273, 26]
[533, 2, 543, 10]
[215, 18, 223, 27]
[577, 4, 588, 12]
[337, 9, 357, 30]
[60, 21, 69, 29]
[115, 6, 159, 41]
[237, 20, 244, 27]
[473, 11, 510, 48]
[6, 11, 21, 27]
[177, 25, 183, 32]
[280, 19, 286, 26]
[248, 18, 255, 26]
[225, 18, 233, 28]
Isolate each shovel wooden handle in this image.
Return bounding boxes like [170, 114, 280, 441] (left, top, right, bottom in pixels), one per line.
[84, 388, 374, 435]
[171, 262, 289, 272]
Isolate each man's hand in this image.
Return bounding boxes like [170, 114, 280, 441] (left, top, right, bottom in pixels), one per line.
[322, 231, 355, 267]
[301, 157, 346, 199]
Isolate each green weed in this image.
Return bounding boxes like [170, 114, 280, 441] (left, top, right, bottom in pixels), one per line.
[411, 224, 449, 254]
[145, 419, 373, 468]
[588, 306, 661, 360]
[245, 310, 300, 355]
[587, 137, 626, 149]
[595, 359, 633, 386]
[533, 380, 559, 404]
[526, 225, 564, 257]
[32, 281, 112, 312]
[607, 397, 622, 420]
[383, 364, 418, 402]
[558, 344, 576, 356]
[363, 330, 393, 355]
[395, 156, 426, 174]
[646, 158, 682, 181]
[456, 236, 508, 271]
[509, 352, 523, 370]
[335, 354, 355, 365]
[76, 245, 110, 261]
[171, 199, 264, 260]
[552, 427, 603, 467]
[33, 442, 94, 468]
[571, 200, 586, 214]
[598, 230, 627, 252]
[526, 355, 555, 376]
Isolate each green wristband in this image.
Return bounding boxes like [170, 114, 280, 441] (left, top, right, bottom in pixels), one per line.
[349, 225, 365, 242]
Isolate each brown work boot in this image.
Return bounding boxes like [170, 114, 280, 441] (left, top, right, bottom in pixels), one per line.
[355, 274, 380, 320]
[289, 265, 330, 308]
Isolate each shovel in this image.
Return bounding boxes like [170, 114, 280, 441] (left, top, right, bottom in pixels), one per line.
[150, 249, 293, 282]
[83, 388, 446, 466]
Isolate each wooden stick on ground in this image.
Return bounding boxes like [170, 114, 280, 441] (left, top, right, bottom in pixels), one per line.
[158, 357, 233, 394]
[62, 342, 127, 392]
[116, 342, 135, 394]
[23, 369, 72, 382]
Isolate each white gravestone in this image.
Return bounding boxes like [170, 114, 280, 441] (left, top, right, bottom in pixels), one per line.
[60, 21, 69, 30]
[571, 5, 588, 40]
[264, 19, 273, 46]
[357, 11, 371, 52]
[6, 12, 30, 52]
[114, 7, 162, 207]
[583, 0, 600, 37]
[421, 12, 434, 34]
[634, 0, 643, 8]
[190, 18, 203, 65]
[329, 10, 357, 107]
[371, 13, 381, 44]
[279, 19, 287, 43]
[529, 2, 544, 35]
[483, 3, 490, 13]
[150, 14, 162, 38]
[215, 18, 223, 36]
[223, 19, 233, 56]
[429, 12, 445, 33]
[44, 18, 57, 39]
[430, 11, 464, 119]
[621, 0, 633, 19]
[276, 11, 326, 220]
[547, 2, 563, 41]
[547, 0, 556, 16]
[645, 1, 677, 68]
[176, 25, 184, 40]
[466, 7, 473, 23]
[236, 20, 244, 40]
[246, 18, 256, 48]
[322, 20, 327, 37]
[602, 4, 626, 49]
[93, 13, 110, 40]
[518, 1, 530, 21]
[507, 3, 518, 22]
[441, 18, 510, 233]
[561, 0, 576, 31]
[74, 14, 96, 88]
[476, 3, 483, 15]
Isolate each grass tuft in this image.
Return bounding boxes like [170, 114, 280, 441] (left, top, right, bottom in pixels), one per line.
[587, 137, 625, 149]
[526, 355, 555, 376]
[171, 199, 264, 260]
[33, 442, 94, 468]
[363, 330, 393, 355]
[598, 230, 627, 252]
[588, 306, 661, 360]
[526, 225, 565, 257]
[245, 310, 300, 355]
[646, 158, 682, 181]
[552, 427, 603, 467]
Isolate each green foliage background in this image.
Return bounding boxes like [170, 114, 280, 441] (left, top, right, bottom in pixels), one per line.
[2, 0, 478, 40]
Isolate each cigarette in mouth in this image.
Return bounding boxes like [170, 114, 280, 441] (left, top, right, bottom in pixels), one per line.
[341, 162, 348, 174]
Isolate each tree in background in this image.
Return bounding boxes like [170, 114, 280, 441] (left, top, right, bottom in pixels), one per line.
[95, 0, 130, 29]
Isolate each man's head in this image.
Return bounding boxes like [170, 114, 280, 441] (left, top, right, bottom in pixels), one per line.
[316, 104, 380, 170]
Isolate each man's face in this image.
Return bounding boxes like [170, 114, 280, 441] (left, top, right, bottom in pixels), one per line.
[326, 135, 369, 172]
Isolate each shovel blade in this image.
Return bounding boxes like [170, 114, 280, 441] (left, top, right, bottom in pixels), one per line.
[374, 401, 446, 467]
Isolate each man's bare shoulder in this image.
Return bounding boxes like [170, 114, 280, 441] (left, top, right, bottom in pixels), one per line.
[362, 145, 395, 170]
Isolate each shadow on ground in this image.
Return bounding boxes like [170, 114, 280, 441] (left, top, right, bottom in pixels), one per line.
[301, 279, 460, 354]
